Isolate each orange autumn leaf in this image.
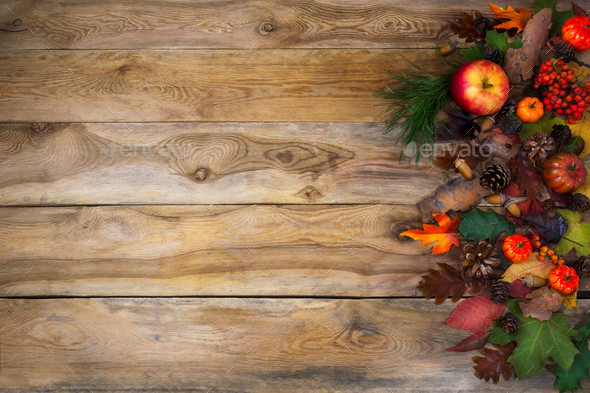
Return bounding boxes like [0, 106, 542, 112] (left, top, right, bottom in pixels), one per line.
[489, 3, 532, 32]
[401, 214, 460, 254]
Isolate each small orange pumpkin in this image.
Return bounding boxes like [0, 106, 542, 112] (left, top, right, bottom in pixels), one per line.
[516, 97, 544, 123]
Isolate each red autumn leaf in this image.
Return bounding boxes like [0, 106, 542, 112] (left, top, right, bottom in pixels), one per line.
[472, 342, 516, 383]
[573, 2, 587, 17]
[446, 331, 491, 352]
[418, 263, 497, 305]
[401, 214, 460, 255]
[508, 152, 545, 198]
[547, 187, 571, 205]
[444, 295, 506, 332]
[489, 3, 532, 32]
[509, 279, 535, 300]
[501, 180, 523, 197]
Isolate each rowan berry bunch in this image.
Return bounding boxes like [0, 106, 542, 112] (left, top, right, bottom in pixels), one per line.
[532, 234, 566, 265]
[533, 60, 590, 124]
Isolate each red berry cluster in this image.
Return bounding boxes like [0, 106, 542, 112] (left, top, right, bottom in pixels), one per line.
[533, 60, 590, 124]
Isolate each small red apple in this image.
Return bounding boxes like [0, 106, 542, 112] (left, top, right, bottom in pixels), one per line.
[450, 60, 510, 116]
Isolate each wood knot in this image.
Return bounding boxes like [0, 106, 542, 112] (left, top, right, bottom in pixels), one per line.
[259, 21, 275, 34]
[294, 186, 323, 201]
[195, 168, 208, 181]
[31, 123, 53, 134]
[392, 223, 413, 242]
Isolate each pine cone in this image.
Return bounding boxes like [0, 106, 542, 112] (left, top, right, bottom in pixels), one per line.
[568, 193, 590, 213]
[501, 117, 523, 135]
[483, 46, 502, 64]
[571, 256, 590, 279]
[550, 124, 572, 145]
[490, 281, 511, 305]
[480, 164, 511, 192]
[473, 17, 492, 36]
[542, 198, 556, 211]
[460, 239, 501, 278]
[499, 313, 519, 334]
[523, 133, 556, 163]
[498, 100, 517, 118]
[554, 41, 576, 63]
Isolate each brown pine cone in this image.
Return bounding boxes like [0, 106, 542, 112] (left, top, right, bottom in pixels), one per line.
[554, 41, 576, 63]
[480, 164, 511, 192]
[499, 313, 519, 334]
[568, 193, 590, 213]
[473, 17, 492, 36]
[523, 133, 556, 163]
[483, 46, 502, 64]
[460, 239, 501, 278]
[571, 256, 590, 279]
[498, 100, 517, 119]
[550, 124, 572, 145]
[490, 281, 511, 305]
[501, 117, 523, 135]
[542, 199, 556, 211]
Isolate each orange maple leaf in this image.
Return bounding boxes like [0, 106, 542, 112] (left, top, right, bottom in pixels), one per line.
[489, 3, 532, 33]
[401, 214, 460, 255]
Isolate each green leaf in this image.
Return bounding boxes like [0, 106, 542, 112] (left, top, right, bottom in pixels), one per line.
[489, 299, 580, 379]
[459, 206, 516, 244]
[464, 45, 484, 62]
[535, 0, 576, 37]
[552, 319, 590, 393]
[519, 115, 566, 141]
[534, 0, 556, 12]
[556, 209, 590, 257]
[486, 30, 523, 57]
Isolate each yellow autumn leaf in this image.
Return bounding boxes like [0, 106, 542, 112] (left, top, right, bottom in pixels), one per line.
[500, 254, 554, 283]
[569, 111, 590, 158]
[568, 61, 590, 82]
[554, 289, 579, 309]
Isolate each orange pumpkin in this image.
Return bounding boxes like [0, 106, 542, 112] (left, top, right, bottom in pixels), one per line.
[516, 97, 544, 123]
[544, 152, 587, 193]
[502, 234, 532, 263]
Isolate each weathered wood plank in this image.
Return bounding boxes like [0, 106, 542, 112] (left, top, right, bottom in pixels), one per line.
[0, 0, 536, 50]
[0, 122, 451, 205]
[0, 49, 431, 122]
[1, 298, 588, 392]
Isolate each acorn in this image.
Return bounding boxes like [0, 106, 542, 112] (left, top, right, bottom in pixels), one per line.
[439, 41, 457, 56]
[521, 275, 547, 288]
[505, 199, 521, 217]
[480, 116, 495, 132]
[487, 194, 505, 205]
[454, 159, 473, 180]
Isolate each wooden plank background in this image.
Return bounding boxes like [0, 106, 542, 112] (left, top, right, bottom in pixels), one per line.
[2, 0, 589, 391]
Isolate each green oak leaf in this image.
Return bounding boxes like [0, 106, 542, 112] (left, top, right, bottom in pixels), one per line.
[459, 206, 516, 244]
[552, 319, 590, 393]
[486, 30, 523, 57]
[489, 299, 580, 379]
[534, 0, 576, 37]
[464, 45, 484, 62]
[556, 209, 590, 257]
[519, 115, 566, 141]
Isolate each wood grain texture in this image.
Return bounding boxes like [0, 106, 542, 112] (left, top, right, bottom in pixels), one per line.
[0, 122, 452, 205]
[0, 48, 434, 123]
[1, 298, 589, 392]
[0, 0, 536, 50]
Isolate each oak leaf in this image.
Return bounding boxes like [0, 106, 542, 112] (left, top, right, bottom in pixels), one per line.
[472, 342, 516, 383]
[459, 206, 515, 244]
[444, 295, 506, 332]
[520, 286, 563, 321]
[446, 331, 490, 352]
[418, 263, 496, 305]
[489, 3, 532, 32]
[401, 214, 460, 254]
[451, 11, 487, 44]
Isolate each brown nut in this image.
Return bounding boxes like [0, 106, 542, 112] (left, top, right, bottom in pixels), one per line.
[480, 117, 495, 132]
[454, 159, 474, 180]
[487, 194, 505, 205]
[521, 275, 547, 288]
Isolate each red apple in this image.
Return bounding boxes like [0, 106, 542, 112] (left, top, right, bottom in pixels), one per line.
[450, 60, 510, 116]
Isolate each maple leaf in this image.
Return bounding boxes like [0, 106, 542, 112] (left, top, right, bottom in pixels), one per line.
[417, 263, 496, 305]
[556, 209, 590, 257]
[509, 279, 535, 300]
[519, 115, 566, 141]
[401, 214, 460, 255]
[489, 3, 532, 32]
[552, 318, 590, 393]
[459, 206, 516, 244]
[500, 254, 555, 283]
[472, 342, 516, 383]
[446, 331, 490, 352]
[444, 296, 505, 332]
[570, 111, 590, 158]
[489, 299, 580, 379]
[508, 152, 545, 198]
[520, 286, 562, 321]
[485, 30, 524, 57]
[521, 212, 568, 244]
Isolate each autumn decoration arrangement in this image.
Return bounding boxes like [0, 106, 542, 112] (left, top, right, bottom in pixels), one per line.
[379, 1, 590, 391]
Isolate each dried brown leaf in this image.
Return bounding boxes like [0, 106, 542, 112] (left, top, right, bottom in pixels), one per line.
[520, 286, 563, 321]
[472, 342, 516, 383]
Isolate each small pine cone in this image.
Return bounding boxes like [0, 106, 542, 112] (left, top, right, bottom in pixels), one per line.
[480, 164, 511, 192]
[460, 239, 501, 278]
[510, 167, 517, 180]
[551, 124, 572, 145]
[542, 198, 556, 211]
[498, 100, 517, 118]
[523, 133, 557, 163]
[490, 281, 511, 305]
[499, 313, 519, 334]
[501, 117, 523, 135]
[555, 41, 576, 63]
[571, 256, 590, 279]
[473, 17, 492, 36]
[568, 193, 590, 213]
[483, 46, 502, 64]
